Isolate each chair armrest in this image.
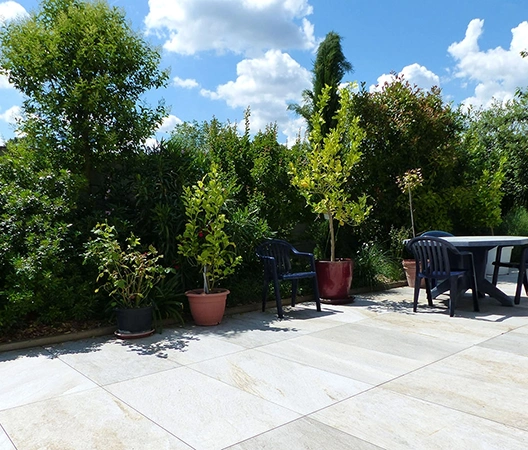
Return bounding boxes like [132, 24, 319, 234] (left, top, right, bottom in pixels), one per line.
[290, 249, 316, 271]
[291, 249, 314, 259]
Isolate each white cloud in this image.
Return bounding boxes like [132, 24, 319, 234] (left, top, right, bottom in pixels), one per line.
[448, 19, 528, 108]
[157, 114, 183, 133]
[200, 49, 311, 144]
[145, 0, 315, 55]
[0, 1, 27, 25]
[370, 63, 440, 93]
[0, 73, 14, 89]
[0, 105, 21, 125]
[173, 76, 199, 89]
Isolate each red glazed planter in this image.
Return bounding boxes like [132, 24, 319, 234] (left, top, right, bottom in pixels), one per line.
[315, 259, 354, 301]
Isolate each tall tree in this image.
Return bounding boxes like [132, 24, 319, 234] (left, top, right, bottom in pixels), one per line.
[289, 31, 352, 136]
[0, 0, 169, 180]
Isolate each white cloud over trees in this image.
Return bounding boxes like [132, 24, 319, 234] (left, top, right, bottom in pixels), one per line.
[145, 0, 316, 56]
[448, 19, 528, 108]
[173, 76, 199, 89]
[0, 1, 27, 25]
[200, 49, 311, 144]
[157, 114, 183, 132]
[370, 63, 441, 93]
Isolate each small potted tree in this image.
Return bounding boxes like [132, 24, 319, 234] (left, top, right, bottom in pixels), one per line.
[177, 164, 242, 325]
[84, 222, 172, 337]
[290, 84, 370, 301]
[396, 168, 424, 287]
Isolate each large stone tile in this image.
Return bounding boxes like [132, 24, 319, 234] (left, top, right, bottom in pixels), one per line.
[47, 336, 181, 385]
[0, 348, 96, 410]
[357, 311, 512, 345]
[0, 388, 191, 450]
[310, 322, 466, 363]
[242, 307, 354, 332]
[189, 349, 371, 414]
[383, 345, 528, 431]
[312, 388, 528, 449]
[0, 428, 15, 450]
[147, 329, 248, 365]
[227, 417, 382, 449]
[478, 326, 528, 357]
[106, 366, 300, 450]
[186, 312, 323, 349]
[258, 334, 424, 385]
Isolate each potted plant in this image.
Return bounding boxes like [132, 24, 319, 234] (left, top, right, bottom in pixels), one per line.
[177, 164, 242, 325]
[289, 84, 370, 301]
[396, 168, 424, 287]
[84, 222, 172, 337]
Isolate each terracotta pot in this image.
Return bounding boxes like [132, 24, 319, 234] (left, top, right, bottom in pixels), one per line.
[185, 288, 229, 326]
[315, 259, 353, 300]
[402, 259, 425, 288]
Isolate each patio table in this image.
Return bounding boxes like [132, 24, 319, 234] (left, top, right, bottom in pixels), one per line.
[436, 236, 528, 306]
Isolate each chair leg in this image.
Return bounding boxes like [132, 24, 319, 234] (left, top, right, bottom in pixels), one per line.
[466, 259, 479, 312]
[313, 277, 321, 312]
[514, 259, 527, 305]
[291, 280, 298, 307]
[470, 273, 479, 313]
[272, 276, 283, 318]
[261, 278, 269, 312]
[449, 276, 458, 317]
[413, 277, 421, 312]
[425, 279, 433, 306]
[491, 247, 503, 286]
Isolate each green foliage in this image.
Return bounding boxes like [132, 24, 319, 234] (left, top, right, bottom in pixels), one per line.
[169, 117, 307, 237]
[290, 84, 370, 261]
[84, 222, 172, 309]
[226, 206, 273, 266]
[0, 141, 97, 330]
[289, 31, 352, 135]
[100, 138, 201, 264]
[464, 95, 528, 213]
[354, 242, 402, 288]
[0, 0, 169, 178]
[349, 77, 470, 238]
[178, 165, 242, 293]
[498, 206, 528, 236]
[388, 226, 413, 262]
[396, 168, 424, 237]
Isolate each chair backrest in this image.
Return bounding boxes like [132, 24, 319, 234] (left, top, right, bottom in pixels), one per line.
[421, 230, 454, 237]
[407, 236, 461, 278]
[256, 239, 294, 275]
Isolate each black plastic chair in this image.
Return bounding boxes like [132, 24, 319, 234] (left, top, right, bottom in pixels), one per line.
[407, 236, 479, 317]
[492, 245, 528, 305]
[255, 239, 321, 319]
[420, 231, 455, 288]
[420, 230, 454, 238]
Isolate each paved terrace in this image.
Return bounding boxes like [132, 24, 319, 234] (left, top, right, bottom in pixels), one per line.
[1, 273, 528, 449]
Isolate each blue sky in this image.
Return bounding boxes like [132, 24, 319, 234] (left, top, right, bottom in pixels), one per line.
[1, 0, 528, 145]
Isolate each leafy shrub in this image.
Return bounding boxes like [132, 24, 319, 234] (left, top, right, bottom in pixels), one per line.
[354, 242, 402, 288]
[0, 142, 99, 330]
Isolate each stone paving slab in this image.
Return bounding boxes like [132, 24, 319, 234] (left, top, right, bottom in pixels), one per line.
[0, 272, 527, 449]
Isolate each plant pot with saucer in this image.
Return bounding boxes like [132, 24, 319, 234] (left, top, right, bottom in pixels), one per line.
[289, 84, 370, 304]
[178, 164, 242, 326]
[84, 222, 174, 338]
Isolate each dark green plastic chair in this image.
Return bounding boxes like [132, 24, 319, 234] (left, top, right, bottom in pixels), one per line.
[492, 245, 528, 305]
[256, 239, 321, 319]
[407, 236, 479, 317]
